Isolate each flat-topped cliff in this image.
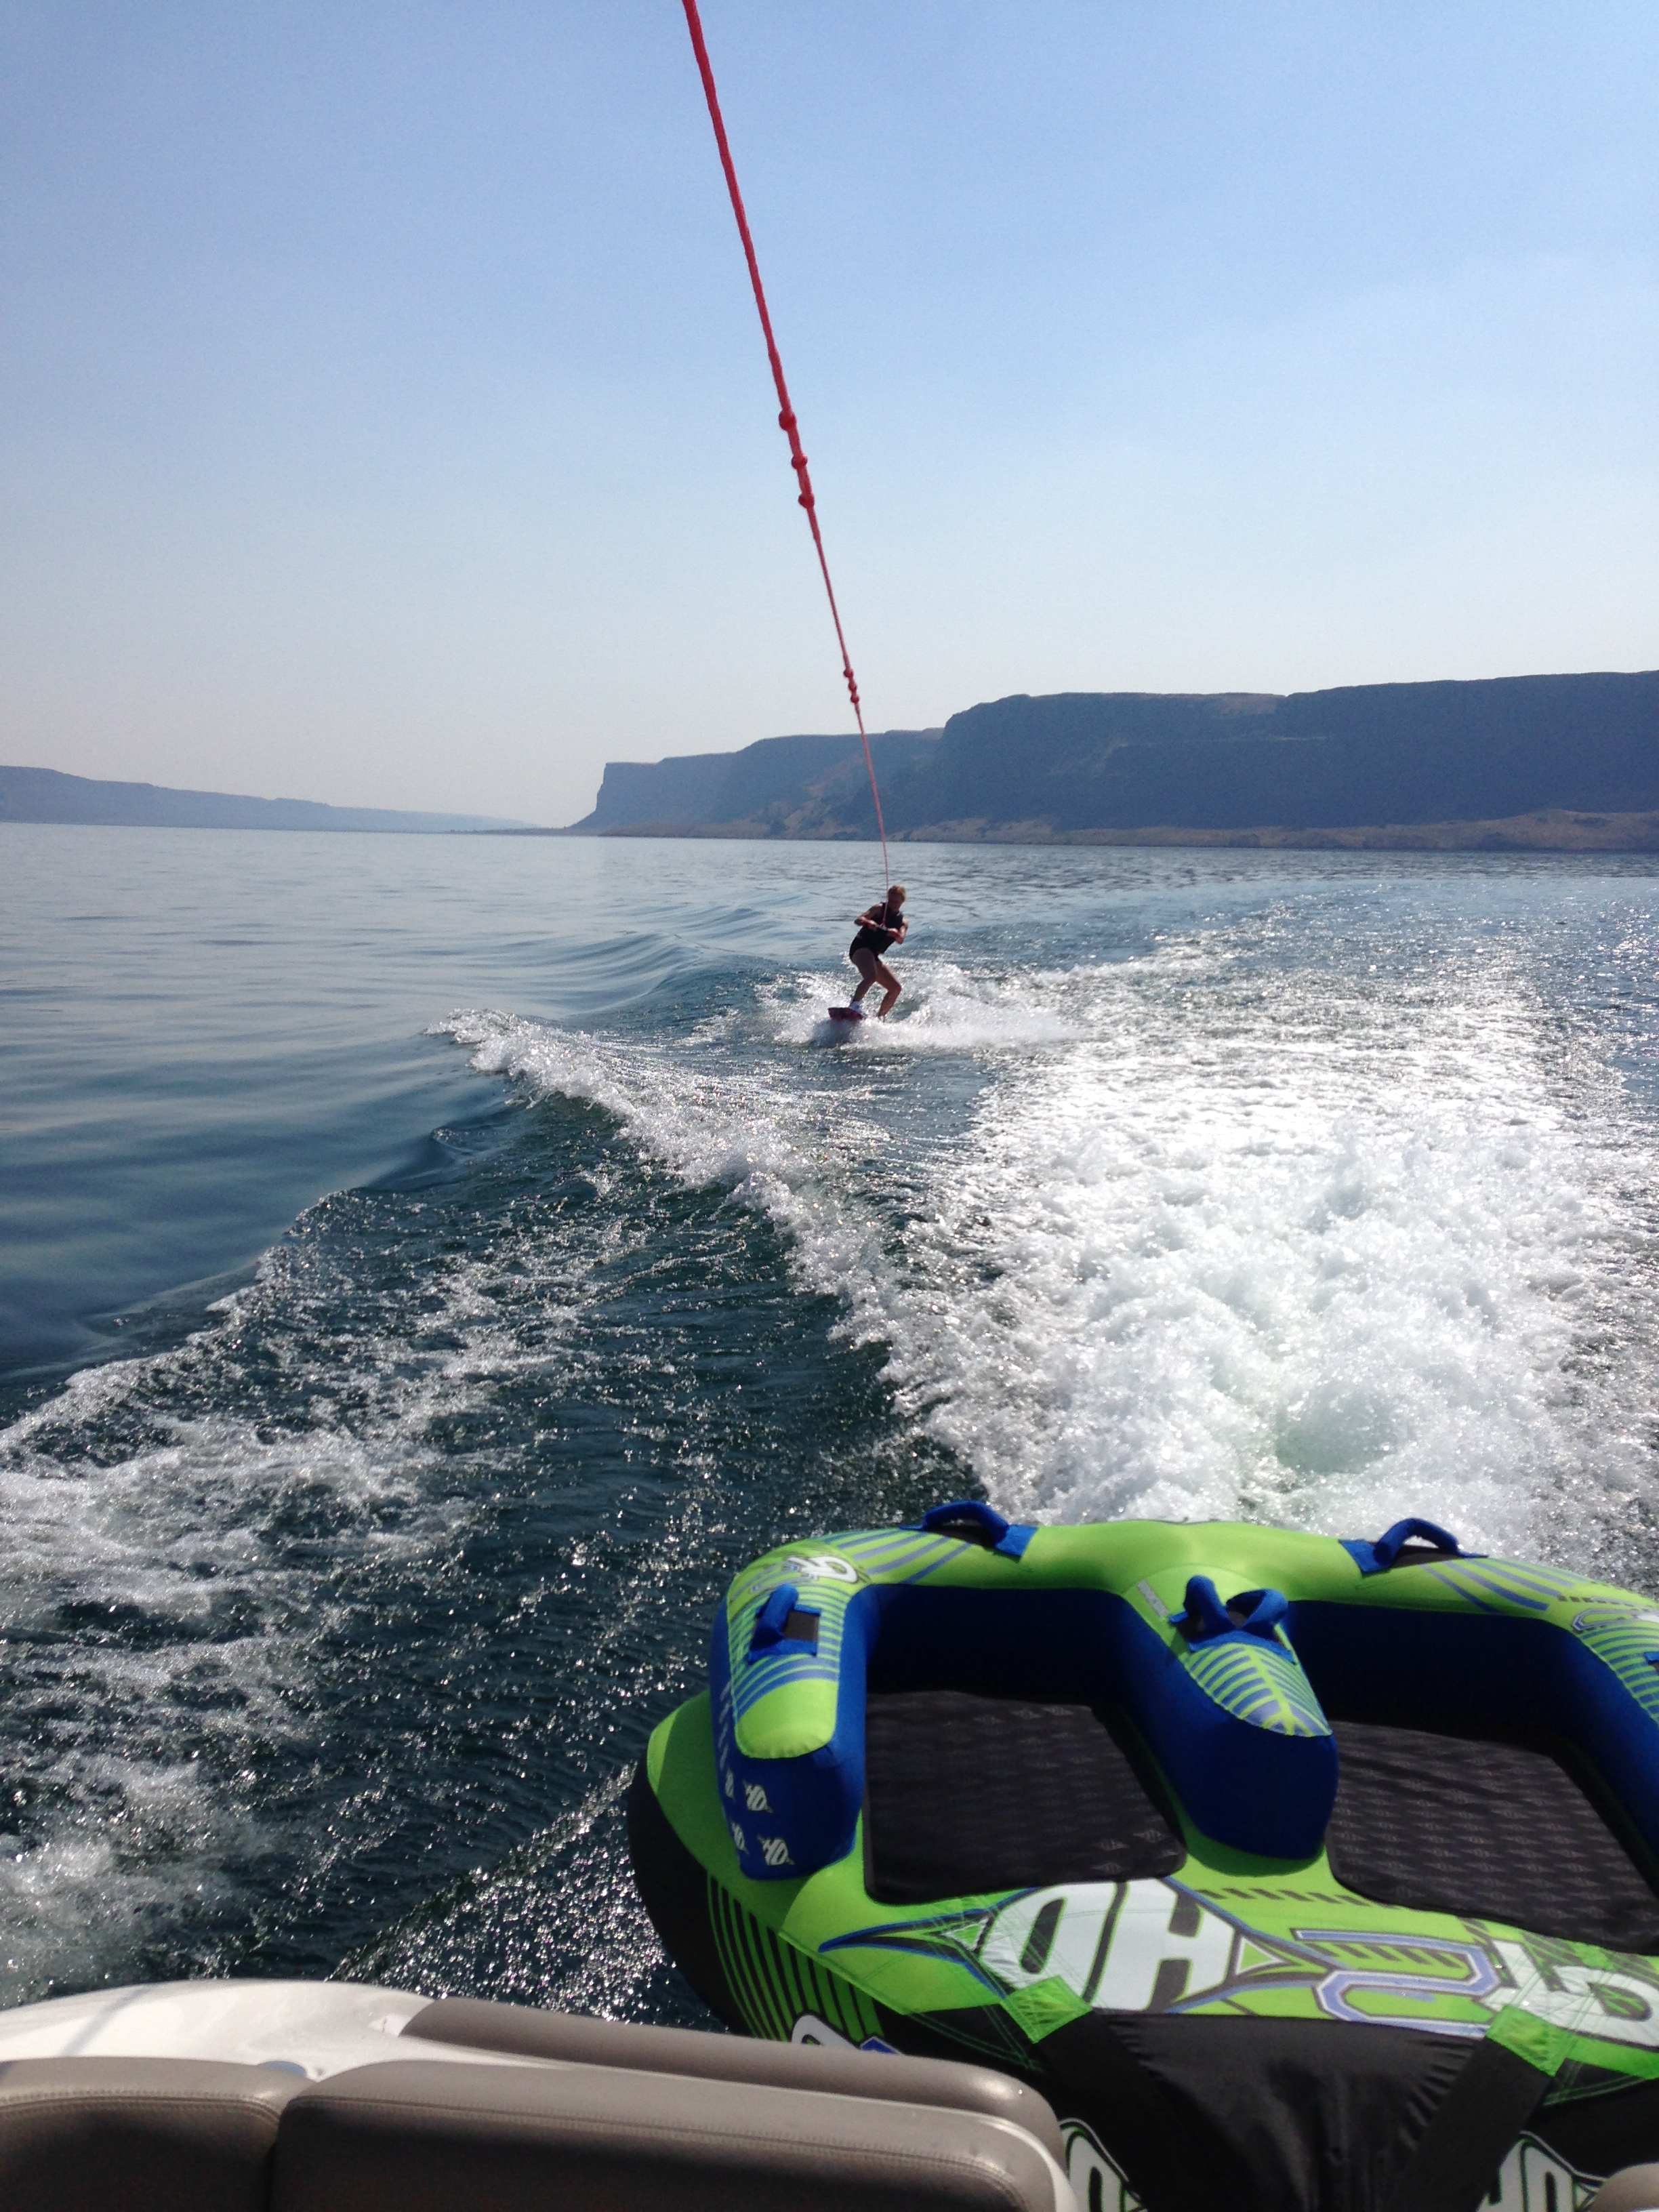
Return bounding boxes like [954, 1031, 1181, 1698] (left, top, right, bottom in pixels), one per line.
[567, 673, 1659, 846]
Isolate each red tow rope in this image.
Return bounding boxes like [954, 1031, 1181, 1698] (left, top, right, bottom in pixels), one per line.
[680, 0, 892, 895]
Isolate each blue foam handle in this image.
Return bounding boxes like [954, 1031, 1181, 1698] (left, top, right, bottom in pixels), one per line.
[749, 1583, 802, 1653]
[922, 1499, 1006, 1542]
[1176, 1576, 1290, 1641]
[918, 1499, 1036, 1559]
[1340, 1517, 1466, 1576]
[1227, 1586, 1291, 1635]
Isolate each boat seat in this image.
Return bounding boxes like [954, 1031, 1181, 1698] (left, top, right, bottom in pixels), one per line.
[1589, 2169, 1659, 2211]
[401, 1993, 1065, 2161]
[0, 2055, 300, 2212]
[270, 2055, 1067, 2212]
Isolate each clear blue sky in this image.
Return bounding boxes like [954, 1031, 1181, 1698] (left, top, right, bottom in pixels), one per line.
[3, 2, 1654, 825]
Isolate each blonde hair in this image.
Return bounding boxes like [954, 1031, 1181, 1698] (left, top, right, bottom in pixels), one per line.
[887, 884, 907, 902]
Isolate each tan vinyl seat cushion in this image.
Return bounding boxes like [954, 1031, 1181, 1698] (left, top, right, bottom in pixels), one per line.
[403, 1993, 1065, 2161]
[0, 2055, 300, 2212]
[272, 2056, 1059, 2212]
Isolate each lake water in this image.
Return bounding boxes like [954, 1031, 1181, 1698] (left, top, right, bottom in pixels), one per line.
[5, 823, 1659, 2015]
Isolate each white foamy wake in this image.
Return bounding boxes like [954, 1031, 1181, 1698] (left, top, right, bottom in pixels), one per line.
[881, 950, 1658, 1569]
[440, 1009, 901, 1340]
[445, 924, 1659, 1581]
[760, 964, 1085, 1052]
[0, 1220, 605, 1998]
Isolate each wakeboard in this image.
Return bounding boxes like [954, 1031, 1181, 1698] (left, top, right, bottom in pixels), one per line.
[827, 1005, 867, 1023]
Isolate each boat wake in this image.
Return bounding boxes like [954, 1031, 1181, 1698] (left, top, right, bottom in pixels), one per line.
[445, 912, 1659, 1586]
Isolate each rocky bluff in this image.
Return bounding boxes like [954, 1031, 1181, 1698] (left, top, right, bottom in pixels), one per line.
[571, 672, 1659, 848]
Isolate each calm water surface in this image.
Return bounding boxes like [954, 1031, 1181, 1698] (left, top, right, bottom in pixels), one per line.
[5, 823, 1659, 2013]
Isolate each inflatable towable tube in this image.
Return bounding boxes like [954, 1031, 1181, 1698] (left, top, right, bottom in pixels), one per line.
[628, 1506, 1659, 2212]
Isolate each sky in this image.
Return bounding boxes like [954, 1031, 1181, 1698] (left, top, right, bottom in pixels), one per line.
[1, 3, 1654, 827]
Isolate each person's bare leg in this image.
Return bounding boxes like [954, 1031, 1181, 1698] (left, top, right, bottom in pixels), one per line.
[873, 958, 901, 1017]
[850, 947, 880, 1004]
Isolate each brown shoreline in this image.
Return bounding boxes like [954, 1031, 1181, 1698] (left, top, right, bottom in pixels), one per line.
[553, 807, 1659, 853]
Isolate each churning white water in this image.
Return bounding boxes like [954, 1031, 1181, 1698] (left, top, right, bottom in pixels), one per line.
[447, 854, 1659, 1592]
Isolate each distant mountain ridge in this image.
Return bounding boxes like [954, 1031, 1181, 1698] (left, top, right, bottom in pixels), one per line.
[0, 764, 527, 834]
[568, 672, 1659, 847]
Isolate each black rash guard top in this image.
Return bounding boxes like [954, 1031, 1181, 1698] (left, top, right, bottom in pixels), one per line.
[851, 900, 907, 957]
